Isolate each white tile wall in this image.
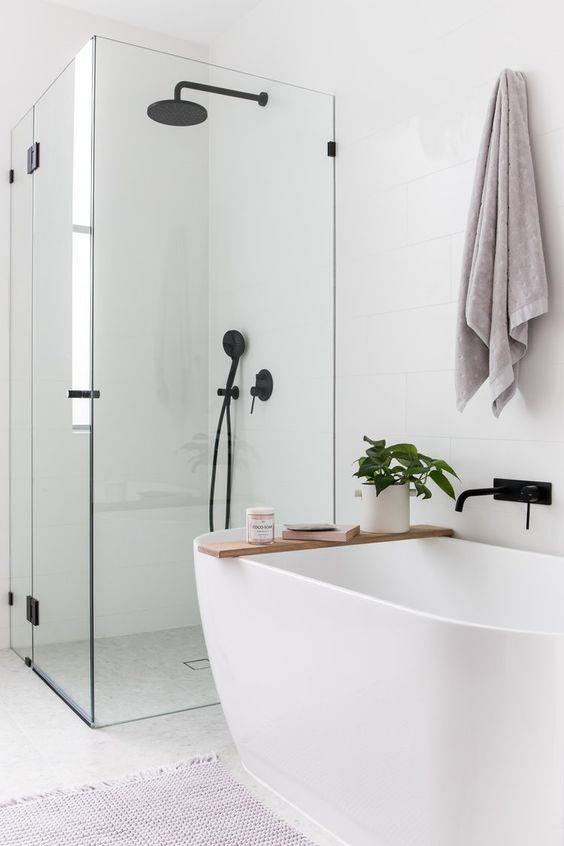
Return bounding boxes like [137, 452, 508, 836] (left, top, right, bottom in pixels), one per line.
[212, 0, 564, 556]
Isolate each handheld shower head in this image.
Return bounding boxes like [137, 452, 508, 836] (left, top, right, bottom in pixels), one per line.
[223, 330, 246, 361]
[222, 330, 246, 397]
[209, 330, 246, 532]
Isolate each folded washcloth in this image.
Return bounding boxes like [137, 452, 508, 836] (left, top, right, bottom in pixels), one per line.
[455, 68, 548, 417]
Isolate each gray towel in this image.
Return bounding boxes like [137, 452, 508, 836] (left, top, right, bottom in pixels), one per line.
[455, 69, 548, 417]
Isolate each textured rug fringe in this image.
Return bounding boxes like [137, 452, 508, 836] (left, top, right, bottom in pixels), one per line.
[0, 754, 219, 808]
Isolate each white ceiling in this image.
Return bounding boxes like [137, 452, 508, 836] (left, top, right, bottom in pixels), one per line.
[46, 0, 265, 45]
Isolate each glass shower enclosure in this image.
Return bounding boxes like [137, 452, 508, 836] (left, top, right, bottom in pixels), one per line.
[9, 37, 334, 726]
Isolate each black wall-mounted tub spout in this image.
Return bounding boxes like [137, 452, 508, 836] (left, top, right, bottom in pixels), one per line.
[455, 478, 552, 530]
[455, 485, 508, 512]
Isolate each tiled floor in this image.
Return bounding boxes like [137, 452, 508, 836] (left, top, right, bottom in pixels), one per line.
[0, 649, 341, 845]
[33, 626, 218, 725]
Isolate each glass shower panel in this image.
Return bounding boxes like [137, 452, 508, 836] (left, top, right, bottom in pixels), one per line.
[92, 38, 334, 726]
[92, 38, 212, 725]
[207, 67, 334, 528]
[9, 110, 34, 660]
[31, 45, 94, 721]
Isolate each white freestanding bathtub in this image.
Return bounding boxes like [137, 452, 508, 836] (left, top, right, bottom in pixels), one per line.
[194, 529, 564, 846]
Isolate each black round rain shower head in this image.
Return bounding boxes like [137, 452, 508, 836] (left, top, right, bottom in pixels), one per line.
[147, 99, 208, 126]
[149, 80, 268, 128]
[223, 330, 246, 360]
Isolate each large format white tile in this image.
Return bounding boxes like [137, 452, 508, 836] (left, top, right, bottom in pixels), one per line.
[450, 231, 466, 300]
[444, 15, 521, 96]
[406, 362, 564, 443]
[341, 236, 452, 319]
[453, 438, 551, 485]
[352, 86, 489, 190]
[524, 55, 564, 138]
[336, 315, 369, 377]
[337, 373, 407, 441]
[339, 184, 408, 259]
[531, 129, 563, 216]
[407, 160, 475, 244]
[366, 303, 456, 374]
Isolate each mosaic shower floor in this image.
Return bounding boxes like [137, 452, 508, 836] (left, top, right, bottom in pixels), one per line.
[33, 626, 218, 725]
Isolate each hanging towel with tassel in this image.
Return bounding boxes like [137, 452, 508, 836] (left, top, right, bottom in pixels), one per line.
[455, 68, 548, 417]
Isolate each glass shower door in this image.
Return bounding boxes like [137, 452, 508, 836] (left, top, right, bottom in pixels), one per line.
[31, 44, 94, 722]
[91, 38, 215, 725]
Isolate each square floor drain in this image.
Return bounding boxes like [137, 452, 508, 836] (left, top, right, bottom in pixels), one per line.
[183, 658, 211, 670]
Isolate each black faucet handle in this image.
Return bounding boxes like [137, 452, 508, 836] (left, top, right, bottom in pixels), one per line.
[520, 484, 540, 503]
[249, 369, 273, 414]
[521, 486, 540, 529]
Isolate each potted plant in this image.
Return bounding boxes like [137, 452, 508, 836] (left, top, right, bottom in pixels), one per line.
[354, 438, 459, 533]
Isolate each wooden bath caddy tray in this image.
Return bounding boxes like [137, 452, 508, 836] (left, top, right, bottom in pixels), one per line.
[198, 525, 454, 558]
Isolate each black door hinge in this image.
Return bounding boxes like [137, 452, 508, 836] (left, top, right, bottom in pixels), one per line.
[24, 657, 32, 667]
[8, 591, 13, 606]
[327, 141, 336, 157]
[26, 595, 39, 626]
[8, 169, 14, 184]
[27, 142, 40, 174]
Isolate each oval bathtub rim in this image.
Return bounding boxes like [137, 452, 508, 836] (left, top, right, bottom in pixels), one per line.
[194, 533, 564, 641]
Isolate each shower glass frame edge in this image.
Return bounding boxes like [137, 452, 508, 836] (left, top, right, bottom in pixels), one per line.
[331, 95, 336, 525]
[27, 38, 97, 728]
[89, 35, 97, 728]
[8, 108, 34, 666]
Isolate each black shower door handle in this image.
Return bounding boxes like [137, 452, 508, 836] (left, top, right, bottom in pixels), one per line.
[67, 389, 101, 399]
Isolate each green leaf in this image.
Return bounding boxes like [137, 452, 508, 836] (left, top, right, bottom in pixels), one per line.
[405, 464, 426, 476]
[414, 480, 432, 499]
[365, 448, 386, 464]
[416, 453, 433, 465]
[354, 461, 379, 479]
[431, 459, 459, 479]
[365, 446, 385, 456]
[389, 443, 418, 457]
[429, 470, 456, 499]
[363, 437, 386, 448]
[374, 476, 397, 496]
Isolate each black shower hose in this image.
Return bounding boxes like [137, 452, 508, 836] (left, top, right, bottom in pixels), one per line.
[208, 393, 233, 533]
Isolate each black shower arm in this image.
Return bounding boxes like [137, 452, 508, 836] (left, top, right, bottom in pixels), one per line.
[174, 80, 268, 107]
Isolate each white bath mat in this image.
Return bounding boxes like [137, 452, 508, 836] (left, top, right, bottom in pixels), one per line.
[0, 755, 313, 845]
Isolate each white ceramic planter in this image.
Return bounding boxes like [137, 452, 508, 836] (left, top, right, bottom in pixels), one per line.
[360, 483, 410, 533]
